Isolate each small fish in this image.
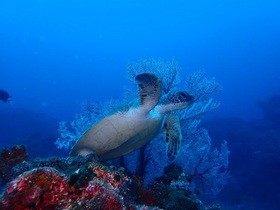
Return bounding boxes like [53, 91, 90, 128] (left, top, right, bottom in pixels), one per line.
[0, 89, 12, 103]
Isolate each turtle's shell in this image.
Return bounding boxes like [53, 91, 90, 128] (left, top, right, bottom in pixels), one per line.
[70, 106, 164, 159]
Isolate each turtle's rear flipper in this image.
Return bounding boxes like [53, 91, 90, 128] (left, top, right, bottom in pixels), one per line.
[164, 114, 182, 162]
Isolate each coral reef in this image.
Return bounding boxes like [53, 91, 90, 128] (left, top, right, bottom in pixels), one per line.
[131, 164, 203, 210]
[0, 158, 129, 209]
[0, 145, 28, 184]
[1, 167, 70, 209]
[0, 146, 222, 209]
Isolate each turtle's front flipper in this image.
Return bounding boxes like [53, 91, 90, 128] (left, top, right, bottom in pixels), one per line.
[135, 73, 161, 111]
[164, 114, 182, 162]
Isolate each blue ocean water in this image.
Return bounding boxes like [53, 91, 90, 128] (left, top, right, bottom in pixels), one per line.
[0, 0, 279, 209]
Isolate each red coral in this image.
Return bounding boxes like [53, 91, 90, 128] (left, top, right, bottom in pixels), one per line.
[90, 163, 129, 188]
[138, 188, 161, 206]
[0, 145, 28, 179]
[1, 167, 70, 210]
[72, 162, 129, 209]
[84, 188, 125, 210]
[0, 162, 130, 209]
[131, 175, 161, 206]
[1, 145, 28, 165]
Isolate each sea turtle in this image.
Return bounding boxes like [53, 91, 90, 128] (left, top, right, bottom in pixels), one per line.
[70, 73, 194, 161]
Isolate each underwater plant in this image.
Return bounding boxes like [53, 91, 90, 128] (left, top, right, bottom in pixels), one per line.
[55, 59, 229, 196]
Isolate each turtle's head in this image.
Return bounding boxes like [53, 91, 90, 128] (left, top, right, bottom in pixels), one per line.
[157, 91, 194, 113]
[168, 91, 194, 106]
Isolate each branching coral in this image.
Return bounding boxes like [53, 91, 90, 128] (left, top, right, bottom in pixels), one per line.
[176, 129, 230, 196]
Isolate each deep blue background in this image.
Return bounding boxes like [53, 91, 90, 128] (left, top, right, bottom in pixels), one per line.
[1, 0, 280, 209]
